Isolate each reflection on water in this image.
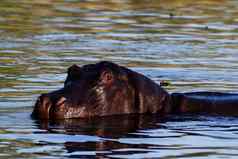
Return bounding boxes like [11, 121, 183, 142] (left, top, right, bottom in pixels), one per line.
[1, 0, 238, 158]
[1, 113, 238, 158]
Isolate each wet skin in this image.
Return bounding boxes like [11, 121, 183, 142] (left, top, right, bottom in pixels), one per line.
[32, 61, 238, 119]
[171, 92, 238, 115]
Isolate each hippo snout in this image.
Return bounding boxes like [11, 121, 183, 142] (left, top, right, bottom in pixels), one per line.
[32, 92, 74, 119]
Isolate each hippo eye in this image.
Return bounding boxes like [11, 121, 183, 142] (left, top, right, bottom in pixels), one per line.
[100, 70, 114, 85]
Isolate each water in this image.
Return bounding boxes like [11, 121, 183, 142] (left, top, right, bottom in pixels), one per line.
[1, 0, 238, 158]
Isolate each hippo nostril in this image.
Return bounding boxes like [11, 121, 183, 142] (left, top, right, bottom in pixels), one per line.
[40, 96, 51, 108]
[33, 94, 52, 119]
[56, 97, 66, 106]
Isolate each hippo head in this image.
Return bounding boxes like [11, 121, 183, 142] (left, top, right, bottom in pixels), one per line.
[32, 61, 170, 119]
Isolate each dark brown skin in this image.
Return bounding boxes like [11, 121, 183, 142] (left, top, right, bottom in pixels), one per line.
[32, 61, 170, 119]
[32, 61, 238, 120]
[171, 92, 238, 115]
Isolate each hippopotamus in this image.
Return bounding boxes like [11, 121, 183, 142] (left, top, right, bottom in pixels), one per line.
[32, 61, 238, 119]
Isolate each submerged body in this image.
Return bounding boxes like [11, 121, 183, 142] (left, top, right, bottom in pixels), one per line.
[171, 92, 238, 115]
[32, 61, 238, 119]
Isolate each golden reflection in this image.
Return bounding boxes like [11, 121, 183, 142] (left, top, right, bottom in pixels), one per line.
[0, 0, 234, 36]
[0, 0, 238, 97]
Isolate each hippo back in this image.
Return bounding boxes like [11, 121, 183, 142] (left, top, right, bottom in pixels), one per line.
[171, 92, 238, 115]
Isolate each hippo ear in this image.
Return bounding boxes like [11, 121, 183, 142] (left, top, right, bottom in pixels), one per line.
[100, 70, 114, 85]
[65, 64, 81, 86]
[68, 64, 81, 77]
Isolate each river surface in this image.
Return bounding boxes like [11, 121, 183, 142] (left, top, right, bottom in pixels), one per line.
[1, 0, 238, 158]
